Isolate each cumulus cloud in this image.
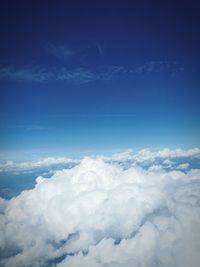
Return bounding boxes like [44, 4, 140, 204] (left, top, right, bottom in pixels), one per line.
[0, 151, 200, 267]
[177, 162, 190, 170]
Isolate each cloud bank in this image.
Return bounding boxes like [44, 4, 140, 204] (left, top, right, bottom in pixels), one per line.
[0, 149, 200, 267]
[1, 148, 199, 174]
[0, 157, 78, 174]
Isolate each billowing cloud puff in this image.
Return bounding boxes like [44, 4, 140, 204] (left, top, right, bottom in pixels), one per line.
[0, 155, 200, 267]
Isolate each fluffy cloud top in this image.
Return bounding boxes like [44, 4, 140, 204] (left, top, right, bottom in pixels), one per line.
[0, 152, 200, 267]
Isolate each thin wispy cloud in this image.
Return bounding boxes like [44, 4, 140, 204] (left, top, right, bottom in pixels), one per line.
[0, 65, 126, 84]
[47, 44, 75, 61]
[2, 124, 47, 131]
[0, 60, 184, 84]
[25, 125, 46, 131]
[96, 42, 105, 57]
[0, 65, 53, 82]
[135, 60, 184, 76]
[56, 66, 126, 83]
[57, 67, 95, 83]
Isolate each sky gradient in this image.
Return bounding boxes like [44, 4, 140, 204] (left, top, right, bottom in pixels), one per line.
[0, 1, 200, 157]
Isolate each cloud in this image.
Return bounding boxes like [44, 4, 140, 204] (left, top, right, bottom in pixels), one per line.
[56, 67, 96, 83]
[0, 60, 184, 84]
[25, 125, 46, 131]
[0, 66, 54, 82]
[47, 44, 75, 61]
[2, 124, 46, 132]
[0, 151, 200, 267]
[177, 162, 190, 170]
[0, 157, 78, 174]
[135, 61, 184, 76]
[96, 43, 105, 57]
[1, 148, 199, 174]
[104, 147, 200, 163]
[0, 65, 125, 84]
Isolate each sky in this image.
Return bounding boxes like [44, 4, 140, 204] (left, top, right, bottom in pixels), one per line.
[0, 2, 200, 266]
[0, 0, 200, 157]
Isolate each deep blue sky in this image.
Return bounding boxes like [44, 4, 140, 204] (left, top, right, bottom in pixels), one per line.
[0, 0, 200, 157]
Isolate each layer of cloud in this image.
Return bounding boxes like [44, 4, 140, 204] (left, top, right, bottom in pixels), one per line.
[47, 44, 75, 61]
[0, 65, 126, 84]
[1, 124, 46, 132]
[0, 151, 200, 267]
[0, 66, 54, 82]
[0, 60, 184, 84]
[107, 148, 200, 162]
[135, 61, 184, 76]
[0, 157, 78, 174]
[1, 148, 199, 174]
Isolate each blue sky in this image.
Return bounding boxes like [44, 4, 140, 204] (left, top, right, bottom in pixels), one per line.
[0, 1, 200, 156]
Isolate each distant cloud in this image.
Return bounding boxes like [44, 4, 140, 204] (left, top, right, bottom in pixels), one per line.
[25, 125, 46, 131]
[0, 60, 184, 84]
[135, 61, 184, 76]
[56, 65, 125, 83]
[0, 65, 125, 84]
[2, 124, 46, 132]
[0, 65, 53, 82]
[0, 157, 78, 174]
[96, 42, 105, 57]
[103, 147, 200, 162]
[47, 44, 75, 61]
[1, 148, 199, 174]
[57, 67, 95, 83]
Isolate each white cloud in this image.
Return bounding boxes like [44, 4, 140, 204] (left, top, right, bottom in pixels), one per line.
[104, 148, 200, 164]
[162, 159, 173, 165]
[1, 148, 199, 174]
[0, 157, 78, 174]
[177, 163, 190, 170]
[0, 154, 200, 267]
